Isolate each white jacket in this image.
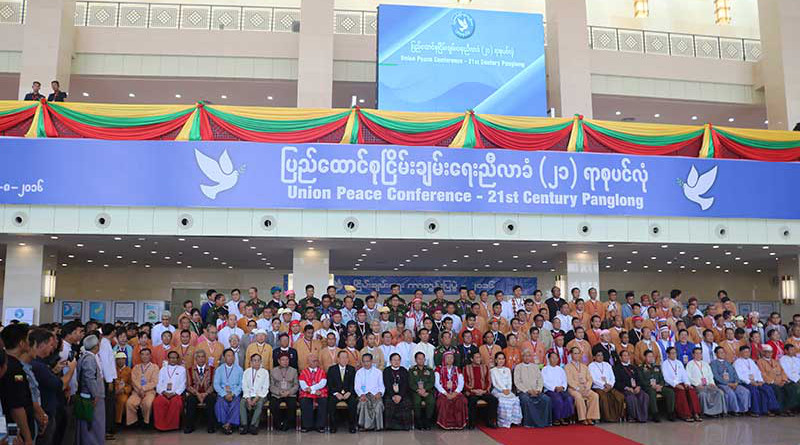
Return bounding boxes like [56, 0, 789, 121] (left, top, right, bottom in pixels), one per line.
[242, 367, 270, 398]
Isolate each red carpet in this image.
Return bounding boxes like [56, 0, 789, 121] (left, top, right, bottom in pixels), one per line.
[479, 425, 643, 445]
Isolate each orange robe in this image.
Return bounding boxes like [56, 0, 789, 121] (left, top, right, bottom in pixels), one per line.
[520, 339, 547, 365]
[566, 338, 592, 365]
[194, 339, 223, 368]
[586, 329, 602, 347]
[176, 344, 195, 368]
[503, 346, 522, 370]
[479, 344, 502, 369]
[244, 342, 274, 370]
[319, 346, 340, 371]
[295, 337, 321, 370]
[634, 339, 662, 365]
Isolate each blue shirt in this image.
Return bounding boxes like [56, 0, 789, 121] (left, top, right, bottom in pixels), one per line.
[710, 359, 743, 385]
[213, 363, 243, 397]
[675, 341, 696, 365]
[200, 301, 214, 323]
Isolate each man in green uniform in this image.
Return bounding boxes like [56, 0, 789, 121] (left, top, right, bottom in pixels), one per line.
[409, 351, 436, 430]
[246, 286, 267, 316]
[640, 349, 673, 422]
[434, 331, 461, 367]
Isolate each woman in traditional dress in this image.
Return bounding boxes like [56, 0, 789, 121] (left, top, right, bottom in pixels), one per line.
[434, 351, 469, 429]
[490, 352, 523, 428]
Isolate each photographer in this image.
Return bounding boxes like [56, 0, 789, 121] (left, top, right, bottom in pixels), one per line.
[29, 329, 68, 445]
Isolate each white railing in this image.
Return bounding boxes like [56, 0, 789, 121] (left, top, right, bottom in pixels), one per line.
[73, 1, 300, 32]
[588, 25, 761, 62]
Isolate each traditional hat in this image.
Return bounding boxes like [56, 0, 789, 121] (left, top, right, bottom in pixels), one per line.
[252, 329, 267, 336]
[270, 286, 282, 293]
[286, 290, 296, 297]
[115, 352, 128, 360]
[344, 285, 357, 292]
[289, 320, 301, 327]
[378, 306, 390, 313]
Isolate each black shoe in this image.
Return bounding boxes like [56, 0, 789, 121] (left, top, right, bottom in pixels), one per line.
[250, 426, 258, 435]
[207, 426, 216, 434]
[183, 427, 194, 434]
[317, 428, 326, 433]
[239, 426, 248, 435]
[330, 427, 337, 434]
[349, 427, 357, 434]
[301, 428, 310, 433]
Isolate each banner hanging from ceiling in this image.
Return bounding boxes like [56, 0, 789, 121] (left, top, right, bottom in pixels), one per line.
[1, 138, 799, 219]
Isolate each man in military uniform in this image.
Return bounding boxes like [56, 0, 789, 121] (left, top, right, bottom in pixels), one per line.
[408, 351, 435, 430]
[344, 285, 365, 310]
[246, 287, 268, 317]
[640, 349, 673, 422]
[205, 293, 229, 326]
[427, 287, 449, 317]
[324, 285, 343, 309]
[299, 284, 322, 309]
[387, 284, 407, 305]
[385, 296, 407, 323]
[434, 331, 461, 367]
[455, 287, 473, 318]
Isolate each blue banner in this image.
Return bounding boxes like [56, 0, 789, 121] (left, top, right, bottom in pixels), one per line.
[377, 5, 546, 116]
[1, 138, 799, 219]
[333, 275, 538, 296]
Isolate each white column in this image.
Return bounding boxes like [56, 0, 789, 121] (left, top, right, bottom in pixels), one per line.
[292, 248, 330, 297]
[2, 243, 44, 324]
[777, 255, 799, 321]
[17, 0, 76, 99]
[296, 0, 334, 108]
[566, 249, 599, 299]
[545, 0, 593, 118]
[757, 0, 800, 130]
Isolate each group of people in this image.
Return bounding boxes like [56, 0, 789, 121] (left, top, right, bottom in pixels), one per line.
[22, 80, 67, 102]
[1, 284, 800, 445]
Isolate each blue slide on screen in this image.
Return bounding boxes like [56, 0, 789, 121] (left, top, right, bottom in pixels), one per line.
[377, 5, 546, 116]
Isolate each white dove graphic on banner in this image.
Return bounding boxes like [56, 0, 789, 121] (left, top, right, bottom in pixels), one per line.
[682, 165, 717, 210]
[194, 149, 239, 199]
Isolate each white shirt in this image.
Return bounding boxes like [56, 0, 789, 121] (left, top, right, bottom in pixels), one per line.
[151, 323, 176, 347]
[556, 313, 573, 332]
[412, 342, 435, 369]
[700, 341, 718, 363]
[434, 366, 464, 394]
[156, 364, 186, 395]
[490, 367, 514, 397]
[380, 344, 397, 365]
[686, 360, 715, 386]
[498, 300, 514, 321]
[662, 359, 690, 386]
[733, 357, 764, 384]
[395, 342, 414, 369]
[242, 367, 270, 398]
[542, 365, 568, 391]
[60, 340, 78, 395]
[443, 314, 462, 334]
[98, 337, 117, 383]
[226, 299, 243, 319]
[255, 318, 272, 331]
[354, 366, 385, 396]
[299, 368, 328, 394]
[779, 355, 800, 383]
[588, 361, 615, 389]
[218, 325, 245, 349]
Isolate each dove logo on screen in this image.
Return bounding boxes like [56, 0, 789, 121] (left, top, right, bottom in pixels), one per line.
[451, 11, 475, 39]
[194, 149, 240, 200]
[682, 165, 718, 211]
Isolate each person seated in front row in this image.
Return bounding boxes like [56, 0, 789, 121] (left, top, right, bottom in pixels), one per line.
[355, 353, 384, 431]
[514, 349, 552, 428]
[269, 352, 299, 431]
[327, 350, 358, 434]
[383, 352, 413, 430]
[213, 348, 243, 435]
[183, 349, 216, 434]
[125, 348, 159, 426]
[434, 350, 469, 430]
[298, 354, 328, 432]
[153, 350, 186, 431]
[240, 353, 270, 435]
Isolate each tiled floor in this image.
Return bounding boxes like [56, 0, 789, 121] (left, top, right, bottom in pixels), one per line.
[112, 417, 799, 445]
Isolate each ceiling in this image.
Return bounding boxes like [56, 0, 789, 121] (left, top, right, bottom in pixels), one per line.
[0, 234, 794, 275]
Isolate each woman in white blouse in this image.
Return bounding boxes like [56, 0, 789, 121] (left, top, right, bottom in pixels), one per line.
[490, 352, 523, 428]
[542, 351, 576, 425]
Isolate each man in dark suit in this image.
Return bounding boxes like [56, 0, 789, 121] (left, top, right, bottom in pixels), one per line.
[272, 333, 299, 369]
[23, 81, 45, 101]
[591, 330, 619, 365]
[326, 350, 357, 433]
[545, 286, 567, 322]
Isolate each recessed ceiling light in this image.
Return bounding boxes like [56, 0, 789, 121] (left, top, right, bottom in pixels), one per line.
[144, 264, 151, 268]
[623, 269, 628, 273]
[762, 246, 769, 249]
[212, 257, 219, 260]
[606, 256, 612, 259]
[361, 253, 367, 257]
[306, 240, 314, 243]
[743, 261, 749, 265]
[50, 236, 59, 240]
[412, 254, 419, 258]
[474, 268, 479, 272]
[526, 264, 532, 268]
[512, 255, 519, 258]
[724, 269, 730, 273]
[177, 238, 185, 241]
[82, 92, 89, 97]
[463, 254, 469, 258]
[76, 243, 84, 247]
[615, 111, 622, 116]
[131, 260, 138, 264]
[680, 265, 685, 269]
[769, 252, 776, 256]
[530, 250, 537, 253]
[728, 117, 735, 122]
[451, 259, 458, 263]
[756, 269, 762, 273]
[365, 248, 371, 251]
[260, 257, 266, 261]
[393, 268, 399, 271]
[128, 93, 135, 98]
[691, 115, 698, 120]
[86, 259, 93, 263]
[512, 268, 518, 272]
[666, 260, 673, 264]
[551, 243, 558, 247]
[497, 260, 503, 263]
[187, 265, 192, 269]
[433, 268, 439, 271]
[98, 250, 105, 254]
[725, 251, 732, 255]
[221, 95, 227, 99]
[492, 242, 500, 246]
[650, 256, 657, 260]
[175, 94, 182, 98]
[660, 244, 668, 248]
[61, 263, 67, 267]
[114, 237, 122, 241]
[177, 261, 182, 264]
[228, 266, 233, 269]
[658, 269, 662, 273]
[203, 251, 210, 255]
[134, 244, 141, 248]
[734, 257, 741, 260]
[484, 264, 490, 267]
[607, 244, 614, 247]
[715, 265, 721, 269]
[705, 261, 712, 265]
[626, 260, 632, 264]
[242, 238, 249, 242]
[249, 246, 256, 250]
[68, 254, 75, 258]
[18, 242, 26, 246]
[712, 245, 719, 249]
[542, 260, 548, 264]
[269, 266, 275, 270]
[369, 241, 377, 244]
[267, 96, 274, 100]
[679, 251, 686, 255]
[116, 255, 122, 259]
[693, 256, 700, 260]
[764, 120, 769, 125]
[432, 241, 439, 245]
[421, 248, 428, 252]
[138, 237, 146, 241]
[150, 250, 157, 254]
[405, 259, 411, 262]
[308, 247, 315, 250]
[631, 250, 638, 254]
[581, 250, 588, 254]
[164, 256, 171, 260]
[476, 249, 484, 253]
[191, 245, 199, 249]
[653, 113, 660, 118]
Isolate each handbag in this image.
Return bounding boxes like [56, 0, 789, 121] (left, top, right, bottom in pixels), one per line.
[74, 358, 95, 422]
